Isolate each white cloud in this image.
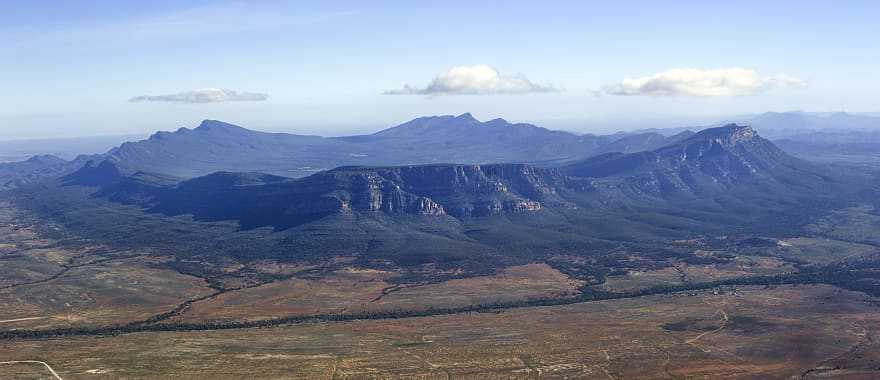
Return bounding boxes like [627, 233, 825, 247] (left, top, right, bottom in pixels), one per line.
[384, 65, 557, 96]
[129, 88, 268, 103]
[604, 68, 805, 97]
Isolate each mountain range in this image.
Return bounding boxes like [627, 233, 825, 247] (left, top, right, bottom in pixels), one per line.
[0, 154, 95, 190]
[2, 112, 874, 285]
[0, 114, 685, 185]
[108, 113, 696, 178]
[0, 114, 694, 190]
[6, 111, 880, 191]
[0, 134, 144, 163]
[77, 123, 841, 223]
[38, 123, 850, 271]
[624, 111, 880, 165]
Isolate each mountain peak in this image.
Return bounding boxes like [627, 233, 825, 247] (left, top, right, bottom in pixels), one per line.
[195, 119, 248, 133]
[563, 123, 791, 189]
[455, 112, 478, 122]
[63, 159, 126, 187]
[690, 123, 757, 146]
[25, 154, 66, 165]
[485, 118, 509, 126]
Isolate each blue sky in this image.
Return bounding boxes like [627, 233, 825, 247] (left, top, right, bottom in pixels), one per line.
[1, 0, 878, 139]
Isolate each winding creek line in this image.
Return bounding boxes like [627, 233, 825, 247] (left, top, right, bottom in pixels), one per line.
[1, 270, 834, 341]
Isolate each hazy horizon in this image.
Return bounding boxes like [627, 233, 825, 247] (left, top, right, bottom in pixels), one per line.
[0, 112, 729, 141]
[7, 109, 880, 143]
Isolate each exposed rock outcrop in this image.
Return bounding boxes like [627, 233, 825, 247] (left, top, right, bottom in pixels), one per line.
[562, 124, 817, 197]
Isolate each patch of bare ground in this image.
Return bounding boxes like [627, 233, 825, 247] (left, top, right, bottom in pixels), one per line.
[171, 263, 580, 323]
[356, 263, 583, 314]
[599, 255, 793, 293]
[0, 285, 878, 379]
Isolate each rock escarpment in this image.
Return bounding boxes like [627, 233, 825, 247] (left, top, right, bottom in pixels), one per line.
[311, 163, 566, 217]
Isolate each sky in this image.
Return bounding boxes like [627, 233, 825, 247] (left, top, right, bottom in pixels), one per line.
[1, 0, 879, 140]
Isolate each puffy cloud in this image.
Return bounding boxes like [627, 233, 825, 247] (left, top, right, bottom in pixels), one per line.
[384, 65, 557, 96]
[604, 68, 805, 97]
[129, 88, 268, 103]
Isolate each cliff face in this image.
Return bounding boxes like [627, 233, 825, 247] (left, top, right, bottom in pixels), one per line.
[325, 171, 447, 215]
[307, 163, 565, 217]
[78, 162, 566, 230]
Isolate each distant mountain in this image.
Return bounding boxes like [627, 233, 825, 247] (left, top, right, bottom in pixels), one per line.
[338, 113, 605, 163]
[732, 112, 880, 164]
[95, 115, 686, 179]
[566, 125, 780, 179]
[596, 130, 695, 155]
[106, 120, 353, 178]
[773, 136, 880, 166]
[0, 134, 144, 163]
[8, 113, 871, 194]
[616, 111, 880, 140]
[617, 111, 880, 165]
[743, 112, 880, 138]
[0, 154, 98, 190]
[561, 124, 839, 209]
[615, 127, 696, 138]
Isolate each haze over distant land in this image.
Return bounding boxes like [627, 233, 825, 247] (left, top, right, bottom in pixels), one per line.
[28, 110, 880, 155]
[0, 134, 146, 163]
[5, 110, 880, 195]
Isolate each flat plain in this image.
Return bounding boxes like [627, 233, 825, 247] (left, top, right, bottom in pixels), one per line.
[2, 285, 880, 379]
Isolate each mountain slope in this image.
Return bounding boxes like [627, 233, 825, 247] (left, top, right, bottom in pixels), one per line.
[0, 154, 98, 190]
[107, 120, 360, 178]
[97, 116, 686, 180]
[339, 113, 686, 165]
[558, 123, 847, 227]
[22, 123, 867, 278]
[66, 161, 574, 230]
[66, 124, 849, 233]
[565, 124, 826, 187]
